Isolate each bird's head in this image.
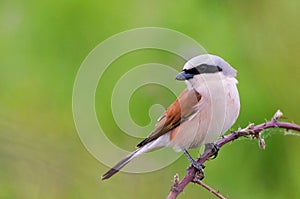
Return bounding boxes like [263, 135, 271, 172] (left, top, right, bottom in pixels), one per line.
[176, 54, 237, 90]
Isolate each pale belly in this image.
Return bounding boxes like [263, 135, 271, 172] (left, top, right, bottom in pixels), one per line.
[170, 80, 240, 151]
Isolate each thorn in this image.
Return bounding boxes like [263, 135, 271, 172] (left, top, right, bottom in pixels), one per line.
[171, 174, 180, 192]
[259, 137, 266, 149]
[174, 173, 179, 184]
[248, 123, 255, 129]
[241, 123, 255, 133]
[273, 110, 283, 121]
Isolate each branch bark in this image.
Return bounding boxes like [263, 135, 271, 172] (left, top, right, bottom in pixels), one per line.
[193, 179, 227, 199]
[166, 110, 300, 199]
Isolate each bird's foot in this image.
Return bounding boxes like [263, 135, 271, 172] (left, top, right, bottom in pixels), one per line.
[193, 170, 205, 182]
[202, 143, 220, 160]
[192, 162, 205, 172]
[184, 150, 205, 172]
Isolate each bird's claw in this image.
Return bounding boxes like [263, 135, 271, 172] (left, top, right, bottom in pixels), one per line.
[192, 162, 205, 171]
[203, 143, 220, 160]
[210, 143, 220, 159]
[184, 149, 205, 172]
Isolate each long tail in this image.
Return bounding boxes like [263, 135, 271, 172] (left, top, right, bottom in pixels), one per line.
[102, 133, 169, 180]
[101, 148, 142, 180]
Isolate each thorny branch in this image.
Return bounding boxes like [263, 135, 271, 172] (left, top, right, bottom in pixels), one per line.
[166, 110, 300, 199]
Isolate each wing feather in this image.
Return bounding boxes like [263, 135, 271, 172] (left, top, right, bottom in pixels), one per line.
[136, 89, 201, 147]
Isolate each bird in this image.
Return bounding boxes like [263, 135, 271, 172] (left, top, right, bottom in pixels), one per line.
[102, 54, 240, 180]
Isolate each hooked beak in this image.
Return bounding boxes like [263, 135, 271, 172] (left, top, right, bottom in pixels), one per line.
[175, 71, 194, 81]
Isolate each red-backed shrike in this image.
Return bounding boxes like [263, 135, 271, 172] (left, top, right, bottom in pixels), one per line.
[102, 54, 240, 180]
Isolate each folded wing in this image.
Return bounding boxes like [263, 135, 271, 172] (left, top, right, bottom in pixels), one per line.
[137, 89, 201, 147]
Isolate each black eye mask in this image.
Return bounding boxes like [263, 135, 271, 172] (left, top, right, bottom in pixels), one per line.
[184, 64, 222, 75]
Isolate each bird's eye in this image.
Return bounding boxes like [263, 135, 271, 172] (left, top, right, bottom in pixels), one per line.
[197, 65, 207, 72]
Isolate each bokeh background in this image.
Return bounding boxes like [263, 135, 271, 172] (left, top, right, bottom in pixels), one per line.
[1, 0, 300, 198]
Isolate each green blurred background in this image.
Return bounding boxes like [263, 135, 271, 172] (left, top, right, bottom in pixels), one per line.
[1, 0, 300, 198]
